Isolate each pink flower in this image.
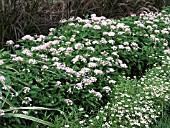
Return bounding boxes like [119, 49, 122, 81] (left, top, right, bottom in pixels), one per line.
[22, 49, 32, 56]
[22, 35, 34, 41]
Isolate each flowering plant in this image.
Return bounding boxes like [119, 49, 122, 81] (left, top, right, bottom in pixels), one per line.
[0, 7, 170, 127]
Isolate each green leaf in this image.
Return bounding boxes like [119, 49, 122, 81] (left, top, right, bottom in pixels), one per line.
[138, 64, 141, 70]
[4, 106, 62, 112]
[2, 51, 10, 55]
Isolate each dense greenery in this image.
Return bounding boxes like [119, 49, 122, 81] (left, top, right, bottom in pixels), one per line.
[0, 5, 170, 128]
[1, 0, 170, 47]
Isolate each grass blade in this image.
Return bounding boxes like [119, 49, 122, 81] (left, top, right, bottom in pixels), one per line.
[4, 113, 55, 127]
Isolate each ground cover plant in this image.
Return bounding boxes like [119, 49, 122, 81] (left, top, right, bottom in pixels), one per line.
[0, 6, 170, 128]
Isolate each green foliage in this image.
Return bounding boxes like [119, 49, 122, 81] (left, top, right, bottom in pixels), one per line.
[0, 6, 170, 128]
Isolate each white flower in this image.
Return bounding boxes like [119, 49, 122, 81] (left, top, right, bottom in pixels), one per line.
[22, 49, 32, 56]
[22, 35, 34, 41]
[52, 57, 59, 61]
[83, 23, 93, 28]
[110, 25, 116, 30]
[12, 56, 23, 62]
[94, 69, 103, 75]
[125, 46, 131, 51]
[118, 45, 124, 49]
[103, 86, 112, 93]
[49, 28, 55, 32]
[120, 63, 128, 68]
[137, 23, 145, 28]
[28, 59, 37, 64]
[24, 97, 32, 102]
[91, 14, 96, 17]
[109, 80, 116, 84]
[23, 87, 30, 93]
[106, 68, 115, 73]
[116, 23, 125, 29]
[64, 125, 70, 128]
[75, 83, 83, 90]
[96, 116, 100, 120]
[78, 108, 84, 111]
[79, 68, 90, 75]
[103, 32, 108, 35]
[101, 20, 108, 26]
[0, 75, 6, 83]
[92, 40, 99, 44]
[88, 62, 98, 68]
[74, 43, 84, 50]
[79, 120, 85, 124]
[89, 89, 102, 99]
[131, 42, 138, 47]
[55, 81, 61, 87]
[22, 111, 28, 115]
[84, 114, 89, 118]
[111, 46, 117, 50]
[0, 110, 5, 116]
[161, 30, 169, 34]
[14, 44, 20, 48]
[0, 60, 4, 65]
[70, 37, 75, 42]
[108, 40, 115, 44]
[123, 41, 129, 45]
[42, 65, 49, 70]
[93, 25, 101, 30]
[87, 47, 95, 52]
[6, 40, 14, 45]
[108, 32, 115, 36]
[64, 99, 73, 106]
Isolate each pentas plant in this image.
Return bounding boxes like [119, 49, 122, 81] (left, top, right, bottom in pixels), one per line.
[0, 8, 170, 127]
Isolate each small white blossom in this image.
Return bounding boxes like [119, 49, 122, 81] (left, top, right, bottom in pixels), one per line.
[0, 60, 4, 65]
[64, 99, 73, 106]
[108, 32, 115, 36]
[6, 40, 14, 45]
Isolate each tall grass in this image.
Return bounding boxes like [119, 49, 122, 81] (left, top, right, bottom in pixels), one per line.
[0, 0, 169, 48]
[0, 0, 59, 49]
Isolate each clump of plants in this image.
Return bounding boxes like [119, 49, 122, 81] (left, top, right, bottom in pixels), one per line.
[0, 6, 170, 127]
[87, 57, 170, 128]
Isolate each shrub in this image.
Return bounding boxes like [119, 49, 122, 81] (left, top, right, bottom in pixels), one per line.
[0, 7, 170, 127]
[87, 56, 170, 128]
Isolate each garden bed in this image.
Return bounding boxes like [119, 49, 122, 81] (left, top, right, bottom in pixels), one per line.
[0, 6, 170, 128]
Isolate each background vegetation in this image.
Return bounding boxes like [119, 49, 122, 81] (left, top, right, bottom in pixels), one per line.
[1, 0, 170, 48]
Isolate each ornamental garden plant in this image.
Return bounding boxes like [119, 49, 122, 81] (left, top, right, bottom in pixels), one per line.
[0, 6, 170, 128]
